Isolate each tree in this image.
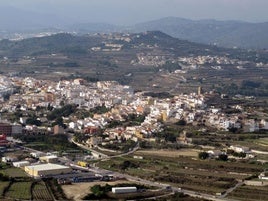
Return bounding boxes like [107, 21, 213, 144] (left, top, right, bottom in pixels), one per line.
[165, 133, 177, 142]
[26, 116, 41, 126]
[198, 152, 209, 160]
[218, 154, 228, 161]
[55, 117, 64, 127]
[176, 119, 186, 126]
[60, 100, 65, 107]
[47, 104, 77, 120]
[120, 160, 139, 170]
[228, 127, 238, 133]
[90, 185, 104, 197]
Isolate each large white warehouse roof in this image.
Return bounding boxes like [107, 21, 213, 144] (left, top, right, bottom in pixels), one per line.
[25, 163, 70, 171]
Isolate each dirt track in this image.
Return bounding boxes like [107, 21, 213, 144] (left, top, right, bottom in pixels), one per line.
[136, 149, 198, 158]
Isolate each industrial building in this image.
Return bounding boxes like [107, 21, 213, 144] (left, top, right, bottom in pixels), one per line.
[24, 163, 72, 177]
[13, 161, 30, 168]
[39, 155, 58, 163]
[112, 187, 137, 194]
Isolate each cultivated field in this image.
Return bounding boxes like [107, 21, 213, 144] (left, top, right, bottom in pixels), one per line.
[136, 149, 199, 158]
[5, 181, 32, 200]
[228, 185, 268, 201]
[98, 151, 268, 195]
[32, 181, 54, 201]
[0, 167, 28, 178]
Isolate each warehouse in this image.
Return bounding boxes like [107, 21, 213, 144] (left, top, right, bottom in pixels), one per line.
[39, 155, 58, 163]
[24, 163, 72, 177]
[112, 187, 137, 194]
[13, 161, 30, 168]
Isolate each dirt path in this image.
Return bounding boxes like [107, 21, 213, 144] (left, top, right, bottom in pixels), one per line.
[136, 149, 198, 158]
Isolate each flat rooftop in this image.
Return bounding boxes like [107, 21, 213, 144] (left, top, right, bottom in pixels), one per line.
[40, 155, 58, 159]
[25, 163, 70, 171]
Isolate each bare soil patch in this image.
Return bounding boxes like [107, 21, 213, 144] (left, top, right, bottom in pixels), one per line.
[62, 180, 132, 201]
[137, 149, 199, 158]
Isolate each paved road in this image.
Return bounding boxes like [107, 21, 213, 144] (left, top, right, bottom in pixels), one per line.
[68, 134, 109, 159]
[21, 139, 239, 201]
[110, 142, 140, 158]
[219, 181, 244, 199]
[69, 133, 140, 160]
[67, 137, 241, 201]
[113, 172, 239, 201]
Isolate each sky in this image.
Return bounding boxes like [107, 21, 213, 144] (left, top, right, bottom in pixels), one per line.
[2, 0, 268, 25]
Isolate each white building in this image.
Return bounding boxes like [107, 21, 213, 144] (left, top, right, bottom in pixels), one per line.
[24, 163, 72, 177]
[112, 187, 137, 194]
[230, 145, 250, 153]
[207, 150, 223, 158]
[30, 152, 46, 158]
[13, 161, 30, 168]
[39, 155, 58, 163]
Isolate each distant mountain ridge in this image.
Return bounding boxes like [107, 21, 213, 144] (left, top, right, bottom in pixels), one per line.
[0, 6, 267, 50]
[131, 17, 268, 49]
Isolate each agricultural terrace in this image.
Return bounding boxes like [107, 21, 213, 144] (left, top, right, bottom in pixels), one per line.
[97, 151, 268, 195]
[32, 181, 54, 201]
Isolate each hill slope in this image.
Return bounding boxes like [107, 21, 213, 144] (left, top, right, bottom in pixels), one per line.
[0, 31, 268, 96]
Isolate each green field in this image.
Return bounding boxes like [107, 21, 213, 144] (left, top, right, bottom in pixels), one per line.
[5, 181, 32, 200]
[0, 167, 28, 178]
[0, 181, 10, 197]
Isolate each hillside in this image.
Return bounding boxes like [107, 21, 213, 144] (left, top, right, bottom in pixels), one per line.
[0, 31, 255, 59]
[0, 32, 268, 96]
[0, 33, 102, 58]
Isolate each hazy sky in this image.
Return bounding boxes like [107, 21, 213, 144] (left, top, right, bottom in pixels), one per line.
[3, 0, 268, 24]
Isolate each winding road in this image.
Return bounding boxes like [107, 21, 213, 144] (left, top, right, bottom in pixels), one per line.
[68, 136, 242, 201]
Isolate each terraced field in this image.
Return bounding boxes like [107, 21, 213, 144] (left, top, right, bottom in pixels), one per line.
[98, 152, 267, 195]
[228, 185, 268, 201]
[32, 181, 54, 201]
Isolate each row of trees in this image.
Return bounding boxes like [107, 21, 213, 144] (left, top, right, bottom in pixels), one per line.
[198, 152, 228, 161]
[198, 150, 246, 161]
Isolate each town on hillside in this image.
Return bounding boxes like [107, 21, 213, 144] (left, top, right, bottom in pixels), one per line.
[0, 74, 267, 200]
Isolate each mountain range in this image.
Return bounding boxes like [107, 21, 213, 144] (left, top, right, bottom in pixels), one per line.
[0, 5, 268, 49]
[131, 17, 268, 49]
